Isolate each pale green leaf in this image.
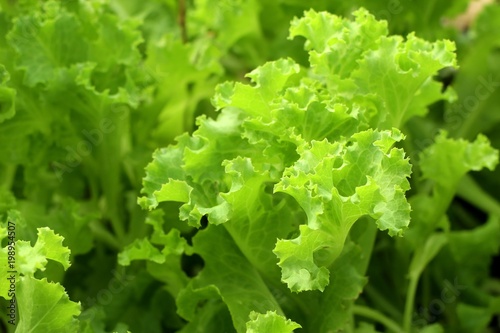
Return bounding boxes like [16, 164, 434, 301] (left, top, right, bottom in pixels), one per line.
[15, 227, 71, 276]
[246, 311, 301, 333]
[16, 276, 81, 333]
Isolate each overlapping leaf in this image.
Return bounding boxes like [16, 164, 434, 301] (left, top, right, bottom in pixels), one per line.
[290, 9, 457, 129]
[136, 8, 460, 330]
[274, 129, 411, 292]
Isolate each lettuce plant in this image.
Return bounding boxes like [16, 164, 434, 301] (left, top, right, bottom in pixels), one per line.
[1, 2, 500, 333]
[120, 8, 499, 332]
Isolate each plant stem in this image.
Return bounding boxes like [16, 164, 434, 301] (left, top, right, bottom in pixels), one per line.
[0, 164, 16, 190]
[89, 220, 121, 250]
[178, 0, 187, 43]
[353, 305, 404, 333]
[455, 95, 489, 140]
[364, 284, 403, 321]
[403, 274, 419, 333]
[456, 174, 500, 216]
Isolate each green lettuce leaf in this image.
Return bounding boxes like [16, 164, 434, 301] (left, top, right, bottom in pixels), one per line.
[16, 276, 81, 333]
[0, 211, 70, 298]
[118, 210, 191, 298]
[409, 132, 498, 240]
[290, 9, 457, 129]
[274, 129, 411, 292]
[308, 240, 369, 331]
[17, 227, 71, 276]
[177, 225, 285, 333]
[246, 311, 301, 333]
[133, 6, 481, 332]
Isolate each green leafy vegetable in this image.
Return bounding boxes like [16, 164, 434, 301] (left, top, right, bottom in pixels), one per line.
[2, 1, 500, 332]
[134, 7, 490, 333]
